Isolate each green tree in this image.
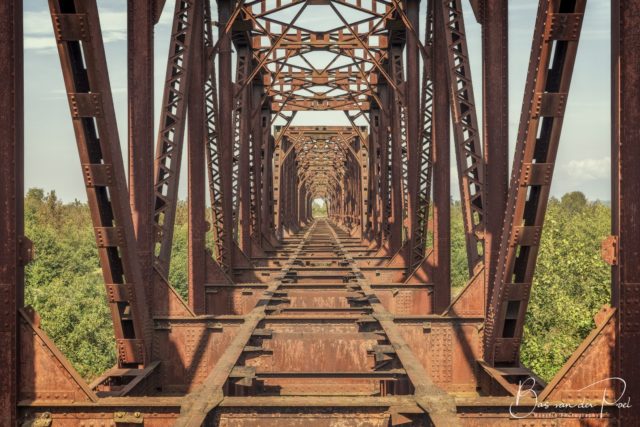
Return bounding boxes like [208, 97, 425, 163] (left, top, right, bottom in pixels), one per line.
[560, 191, 588, 214]
[312, 199, 328, 217]
[450, 200, 469, 294]
[24, 189, 115, 380]
[449, 192, 610, 381]
[168, 201, 189, 300]
[520, 196, 610, 381]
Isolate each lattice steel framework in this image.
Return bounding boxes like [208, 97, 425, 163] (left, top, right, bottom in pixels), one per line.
[153, 0, 197, 276]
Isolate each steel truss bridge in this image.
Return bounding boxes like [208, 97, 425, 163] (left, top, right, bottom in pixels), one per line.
[0, 0, 637, 425]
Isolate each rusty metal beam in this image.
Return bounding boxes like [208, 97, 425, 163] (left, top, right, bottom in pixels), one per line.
[48, 0, 152, 366]
[153, 0, 197, 276]
[440, 0, 485, 276]
[127, 0, 156, 311]
[153, 0, 167, 23]
[612, 0, 640, 422]
[377, 83, 392, 252]
[250, 80, 265, 249]
[237, 47, 254, 256]
[405, 0, 421, 254]
[188, 0, 206, 314]
[204, 0, 232, 276]
[408, 0, 434, 277]
[368, 106, 381, 246]
[175, 223, 320, 426]
[218, 0, 236, 270]
[481, 0, 509, 306]
[388, 48, 406, 254]
[0, 1, 23, 423]
[431, 0, 452, 312]
[484, 0, 586, 366]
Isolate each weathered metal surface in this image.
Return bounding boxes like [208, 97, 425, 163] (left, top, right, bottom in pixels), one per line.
[187, 0, 207, 314]
[484, 0, 587, 366]
[540, 306, 616, 401]
[203, 4, 228, 277]
[3, 0, 637, 424]
[430, 0, 452, 313]
[440, 0, 485, 275]
[153, 0, 197, 276]
[18, 309, 97, 404]
[216, 0, 237, 274]
[128, 0, 156, 308]
[407, 0, 434, 281]
[612, 0, 640, 423]
[13, 218, 624, 424]
[481, 0, 509, 306]
[48, 0, 152, 367]
[0, 2, 23, 424]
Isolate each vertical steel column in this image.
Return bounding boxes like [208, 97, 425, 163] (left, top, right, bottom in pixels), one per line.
[218, 0, 235, 267]
[251, 82, 265, 246]
[350, 163, 357, 229]
[440, 0, 485, 275]
[408, 0, 434, 275]
[377, 88, 391, 248]
[152, 0, 197, 275]
[203, 0, 230, 273]
[127, 0, 155, 306]
[187, 0, 206, 314]
[360, 136, 370, 238]
[238, 48, 253, 255]
[273, 140, 284, 239]
[281, 155, 290, 234]
[432, 0, 451, 312]
[613, 1, 640, 422]
[482, 0, 509, 302]
[285, 158, 294, 233]
[298, 184, 306, 228]
[405, 0, 421, 248]
[261, 123, 274, 240]
[290, 160, 298, 231]
[0, 1, 23, 423]
[368, 114, 380, 245]
[388, 53, 404, 253]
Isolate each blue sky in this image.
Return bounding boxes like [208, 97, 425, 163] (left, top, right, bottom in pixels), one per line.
[23, 0, 611, 202]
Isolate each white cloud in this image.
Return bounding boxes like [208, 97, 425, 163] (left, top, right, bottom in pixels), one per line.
[43, 87, 125, 101]
[24, 36, 56, 51]
[509, 3, 538, 12]
[24, 9, 126, 51]
[157, 5, 174, 27]
[566, 157, 610, 180]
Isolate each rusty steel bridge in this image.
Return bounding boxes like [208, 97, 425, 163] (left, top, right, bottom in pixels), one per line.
[1, 0, 638, 425]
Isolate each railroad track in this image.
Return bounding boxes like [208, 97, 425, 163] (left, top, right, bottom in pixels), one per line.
[178, 219, 457, 426]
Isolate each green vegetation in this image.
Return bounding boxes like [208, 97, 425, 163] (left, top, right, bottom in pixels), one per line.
[23, 190, 191, 380]
[167, 201, 189, 301]
[24, 189, 115, 380]
[312, 199, 328, 217]
[520, 193, 610, 381]
[449, 192, 611, 381]
[23, 189, 610, 383]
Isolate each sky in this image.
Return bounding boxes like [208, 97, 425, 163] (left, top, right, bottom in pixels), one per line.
[23, 0, 611, 202]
